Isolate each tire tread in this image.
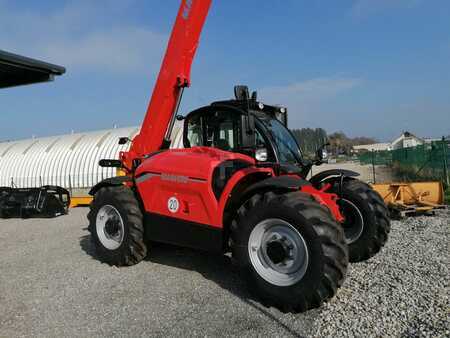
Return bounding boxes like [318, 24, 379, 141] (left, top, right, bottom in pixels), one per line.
[230, 190, 348, 312]
[88, 185, 147, 266]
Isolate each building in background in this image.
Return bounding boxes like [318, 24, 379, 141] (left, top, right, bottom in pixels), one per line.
[0, 123, 184, 194]
[353, 131, 435, 153]
[390, 131, 424, 150]
[352, 142, 391, 153]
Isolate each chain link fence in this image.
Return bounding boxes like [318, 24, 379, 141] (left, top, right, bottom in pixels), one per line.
[357, 139, 450, 188]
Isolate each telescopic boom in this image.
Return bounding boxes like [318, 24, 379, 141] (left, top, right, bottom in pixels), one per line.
[123, 0, 212, 167]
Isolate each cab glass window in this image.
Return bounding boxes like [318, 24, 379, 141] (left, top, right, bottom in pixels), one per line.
[186, 115, 203, 147]
[205, 111, 241, 151]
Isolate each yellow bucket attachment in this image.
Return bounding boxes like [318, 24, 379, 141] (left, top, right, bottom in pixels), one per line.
[371, 181, 446, 217]
[69, 196, 93, 208]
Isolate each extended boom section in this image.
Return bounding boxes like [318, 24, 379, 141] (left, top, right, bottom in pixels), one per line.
[124, 0, 212, 167]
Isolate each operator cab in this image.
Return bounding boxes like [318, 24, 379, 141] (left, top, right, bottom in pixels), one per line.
[182, 86, 309, 176]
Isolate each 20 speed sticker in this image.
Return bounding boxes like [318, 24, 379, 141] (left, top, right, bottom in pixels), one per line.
[167, 197, 179, 213]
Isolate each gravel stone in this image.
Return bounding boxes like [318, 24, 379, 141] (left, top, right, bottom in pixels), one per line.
[0, 208, 448, 337]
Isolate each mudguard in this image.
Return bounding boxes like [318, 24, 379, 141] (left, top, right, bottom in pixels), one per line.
[309, 169, 359, 187]
[224, 174, 344, 226]
[242, 175, 311, 197]
[88, 176, 132, 196]
[224, 175, 311, 213]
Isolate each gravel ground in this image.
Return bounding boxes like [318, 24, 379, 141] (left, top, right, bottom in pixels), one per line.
[0, 208, 448, 337]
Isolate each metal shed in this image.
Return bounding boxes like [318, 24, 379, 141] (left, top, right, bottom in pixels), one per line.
[0, 127, 138, 191]
[0, 122, 184, 193]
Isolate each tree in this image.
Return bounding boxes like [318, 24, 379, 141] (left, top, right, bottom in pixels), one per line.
[328, 132, 377, 156]
[290, 128, 328, 156]
[290, 128, 377, 156]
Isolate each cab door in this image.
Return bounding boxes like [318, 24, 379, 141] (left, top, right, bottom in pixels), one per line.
[184, 106, 246, 151]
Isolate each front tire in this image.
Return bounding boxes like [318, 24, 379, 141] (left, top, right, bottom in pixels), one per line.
[330, 179, 390, 262]
[87, 186, 147, 266]
[231, 191, 348, 312]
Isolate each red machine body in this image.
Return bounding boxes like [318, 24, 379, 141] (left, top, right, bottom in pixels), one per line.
[134, 147, 343, 228]
[115, 0, 343, 235]
[135, 147, 274, 227]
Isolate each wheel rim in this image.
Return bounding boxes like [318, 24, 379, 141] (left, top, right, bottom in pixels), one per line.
[339, 199, 364, 244]
[248, 218, 309, 287]
[96, 205, 125, 250]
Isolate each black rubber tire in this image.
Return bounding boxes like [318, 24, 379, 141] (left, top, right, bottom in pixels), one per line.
[87, 186, 147, 266]
[230, 191, 348, 312]
[330, 179, 390, 262]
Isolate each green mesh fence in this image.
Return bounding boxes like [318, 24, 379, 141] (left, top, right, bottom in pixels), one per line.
[391, 140, 450, 182]
[357, 140, 450, 185]
[358, 150, 392, 166]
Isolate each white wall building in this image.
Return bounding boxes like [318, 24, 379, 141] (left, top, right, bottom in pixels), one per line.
[353, 131, 428, 153]
[390, 132, 424, 150]
[353, 143, 390, 153]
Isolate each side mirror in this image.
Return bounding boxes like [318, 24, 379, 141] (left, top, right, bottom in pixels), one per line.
[316, 143, 330, 162]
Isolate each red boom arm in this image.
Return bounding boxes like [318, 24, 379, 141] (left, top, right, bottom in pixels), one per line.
[122, 0, 212, 167]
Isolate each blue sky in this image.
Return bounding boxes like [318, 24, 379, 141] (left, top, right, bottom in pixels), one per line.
[1, 0, 449, 142]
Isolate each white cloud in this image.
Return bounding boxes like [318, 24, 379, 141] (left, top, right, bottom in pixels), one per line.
[351, 0, 421, 18]
[0, 0, 166, 73]
[258, 77, 362, 129]
[40, 27, 166, 72]
[260, 77, 362, 105]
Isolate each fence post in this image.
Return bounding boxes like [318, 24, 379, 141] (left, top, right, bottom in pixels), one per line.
[442, 137, 449, 187]
[371, 150, 376, 183]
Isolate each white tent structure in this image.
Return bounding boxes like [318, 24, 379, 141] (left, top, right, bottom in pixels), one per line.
[0, 122, 184, 191]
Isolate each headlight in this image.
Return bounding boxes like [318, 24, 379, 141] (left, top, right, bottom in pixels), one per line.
[255, 148, 268, 162]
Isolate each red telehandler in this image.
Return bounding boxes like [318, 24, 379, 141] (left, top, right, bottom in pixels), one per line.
[88, 0, 390, 312]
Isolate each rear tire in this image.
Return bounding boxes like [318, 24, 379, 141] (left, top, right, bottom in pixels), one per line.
[330, 179, 390, 262]
[230, 191, 348, 312]
[87, 186, 147, 266]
